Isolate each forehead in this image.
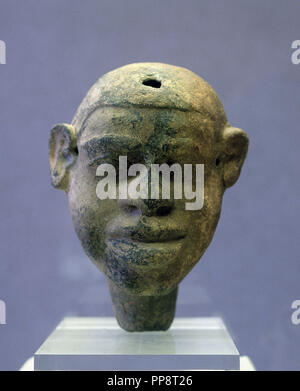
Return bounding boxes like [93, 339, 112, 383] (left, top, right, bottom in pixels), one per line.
[79, 107, 217, 148]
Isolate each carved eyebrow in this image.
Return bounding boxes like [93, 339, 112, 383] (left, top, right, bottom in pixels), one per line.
[81, 135, 143, 156]
[167, 138, 199, 151]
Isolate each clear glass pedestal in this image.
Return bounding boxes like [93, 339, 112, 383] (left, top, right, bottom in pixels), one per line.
[33, 317, 241, 371]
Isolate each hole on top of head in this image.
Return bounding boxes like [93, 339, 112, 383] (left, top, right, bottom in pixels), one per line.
[215, 158, 221, 167]
[142, 79, 161, 88]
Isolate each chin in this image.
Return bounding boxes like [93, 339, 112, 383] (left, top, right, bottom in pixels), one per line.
[105, 257, 184, 297]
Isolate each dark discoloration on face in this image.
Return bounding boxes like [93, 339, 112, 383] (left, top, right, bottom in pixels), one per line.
[49, 63, 249, 331]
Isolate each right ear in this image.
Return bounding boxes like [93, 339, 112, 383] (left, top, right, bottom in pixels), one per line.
[49, 124, 78, 191]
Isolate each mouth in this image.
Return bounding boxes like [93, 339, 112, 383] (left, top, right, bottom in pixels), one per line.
[105, 236, 185, 269]
[105, 216, 187, 268]
[106, 217, 187, 244]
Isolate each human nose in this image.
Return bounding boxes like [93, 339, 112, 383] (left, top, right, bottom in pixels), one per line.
[119, 166, 175, 217]
[119, 197, 174, 217]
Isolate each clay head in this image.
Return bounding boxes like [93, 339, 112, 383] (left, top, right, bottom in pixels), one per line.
[49, 63, 248, 331]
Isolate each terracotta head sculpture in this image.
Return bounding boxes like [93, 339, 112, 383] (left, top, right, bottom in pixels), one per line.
[49, 63, 248, 331]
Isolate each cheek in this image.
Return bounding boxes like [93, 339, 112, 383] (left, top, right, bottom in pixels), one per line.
[178, 189, 223, 278]
[67, 165, 119, 265]
[186, 179, 223, 249]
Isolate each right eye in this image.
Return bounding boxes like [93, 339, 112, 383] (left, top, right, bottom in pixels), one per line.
[88, 157, 104, 168]
[90, 157, 122, 182]
[88, 155, 119, 167]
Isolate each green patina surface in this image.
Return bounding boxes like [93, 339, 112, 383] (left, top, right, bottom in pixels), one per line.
[49, 63, 249, 331]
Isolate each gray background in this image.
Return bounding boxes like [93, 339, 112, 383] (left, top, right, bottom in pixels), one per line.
[0, 0, 299, 370]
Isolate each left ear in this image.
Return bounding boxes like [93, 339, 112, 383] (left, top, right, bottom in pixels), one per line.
[221, 125, 249, 188]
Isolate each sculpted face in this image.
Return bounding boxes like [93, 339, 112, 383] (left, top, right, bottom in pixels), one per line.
[69, 106, 223, 295]
[49, 63, 248, 330]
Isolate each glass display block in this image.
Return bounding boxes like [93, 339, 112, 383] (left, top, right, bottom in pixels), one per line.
[34, 317, 240, 370]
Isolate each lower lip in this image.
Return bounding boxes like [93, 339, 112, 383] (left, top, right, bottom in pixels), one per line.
[108, 237, 185, 247]
[106, 238, 185, 268]
[107, 231, 186, 243]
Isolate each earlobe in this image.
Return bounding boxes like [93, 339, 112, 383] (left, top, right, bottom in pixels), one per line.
[221, 125, 249, 188]
[49, 123, 77, 191]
